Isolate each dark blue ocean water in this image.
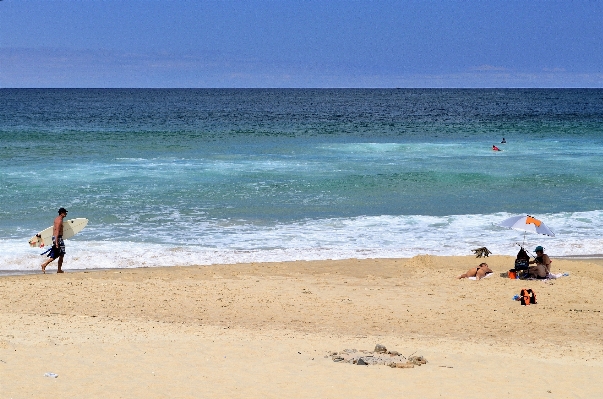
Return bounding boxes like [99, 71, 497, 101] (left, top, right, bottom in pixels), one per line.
[2, 89, 603, 270]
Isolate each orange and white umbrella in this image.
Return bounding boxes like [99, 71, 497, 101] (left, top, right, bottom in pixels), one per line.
[499, 215, 555, 239]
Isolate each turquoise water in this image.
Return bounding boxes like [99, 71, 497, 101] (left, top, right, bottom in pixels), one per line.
[2, 89, 603, 270]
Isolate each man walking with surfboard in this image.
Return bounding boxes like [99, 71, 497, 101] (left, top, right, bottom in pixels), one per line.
[41, 208, 68, 273]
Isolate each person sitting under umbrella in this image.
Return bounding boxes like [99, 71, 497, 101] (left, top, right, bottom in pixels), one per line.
[528, 246, 552, 278]
[457, 262, 493, 280]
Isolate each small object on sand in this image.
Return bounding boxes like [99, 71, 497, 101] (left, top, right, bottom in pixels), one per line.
[374, 344, 387, 353]
[471, 247, 492, 258]
[390, 362, 414, 368]
[357, 358, 368, 365]
[408, 356, 427, 365]
[44, 372, 58, 378]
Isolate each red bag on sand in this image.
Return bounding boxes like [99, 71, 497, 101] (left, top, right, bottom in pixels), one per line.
[520, 288, 536, 306]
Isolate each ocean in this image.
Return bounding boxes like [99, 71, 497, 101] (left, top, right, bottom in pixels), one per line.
[1, 88, 603, 271]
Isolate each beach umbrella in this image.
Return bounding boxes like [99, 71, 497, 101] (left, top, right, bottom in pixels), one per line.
[499, 215, 555, 246]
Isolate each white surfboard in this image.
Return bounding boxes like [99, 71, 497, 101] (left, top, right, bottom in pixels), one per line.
[28, 218, 88, 248]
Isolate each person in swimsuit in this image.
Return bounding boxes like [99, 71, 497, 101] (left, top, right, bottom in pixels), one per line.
[492, 145, 501, 151]
[41, 208, 68, 273]
[528, 246, 551, 278]
[457, 262, 493, 280]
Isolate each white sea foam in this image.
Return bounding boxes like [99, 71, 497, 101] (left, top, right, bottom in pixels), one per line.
[4, 90, 603, 273]
[4, 211, 603, 271]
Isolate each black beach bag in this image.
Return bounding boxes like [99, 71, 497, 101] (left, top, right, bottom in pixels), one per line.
[514, 259, 529, 270]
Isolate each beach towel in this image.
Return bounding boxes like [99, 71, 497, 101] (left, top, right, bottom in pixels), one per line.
[522, 272, 569, 280]
[468, 272, 494, 280]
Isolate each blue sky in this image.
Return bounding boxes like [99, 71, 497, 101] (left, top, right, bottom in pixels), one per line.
[1, 0, 602, 88]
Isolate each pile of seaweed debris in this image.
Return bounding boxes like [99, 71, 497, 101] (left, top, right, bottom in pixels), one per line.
[328, 344, 427, 368]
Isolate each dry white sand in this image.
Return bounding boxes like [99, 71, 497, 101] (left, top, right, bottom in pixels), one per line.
[1, 255, 602, 398]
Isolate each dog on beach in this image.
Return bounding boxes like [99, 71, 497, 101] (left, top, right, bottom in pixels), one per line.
[471, 247, 492, 258]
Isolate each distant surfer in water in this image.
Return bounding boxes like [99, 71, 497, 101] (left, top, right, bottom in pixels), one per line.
[501, 137, 506, 143]
[41, 208, 68, 273]
[492, 145, 501, 151]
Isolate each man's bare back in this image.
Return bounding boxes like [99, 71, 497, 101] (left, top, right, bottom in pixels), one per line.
[53, 214, 64, 238]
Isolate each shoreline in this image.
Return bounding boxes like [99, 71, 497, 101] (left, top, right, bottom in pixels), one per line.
[2, 253, 603, 278]
[2, 255, 602, 398]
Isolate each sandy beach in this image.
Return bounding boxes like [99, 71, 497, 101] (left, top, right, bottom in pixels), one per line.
[1, 255, 602, 398]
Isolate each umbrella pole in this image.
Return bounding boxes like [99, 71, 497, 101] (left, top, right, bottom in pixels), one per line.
[523, 231, 526, 247]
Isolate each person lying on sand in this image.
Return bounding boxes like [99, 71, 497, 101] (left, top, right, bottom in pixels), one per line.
[457, 263, 493, 280]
